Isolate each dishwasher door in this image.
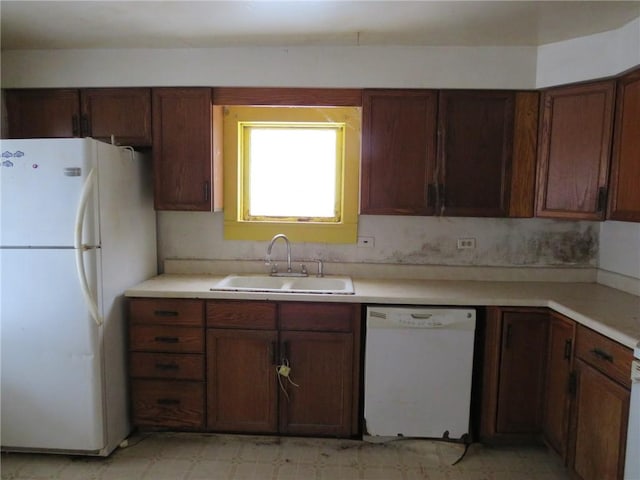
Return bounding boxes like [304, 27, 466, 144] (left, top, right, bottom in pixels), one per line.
[364, 306, 476, 440]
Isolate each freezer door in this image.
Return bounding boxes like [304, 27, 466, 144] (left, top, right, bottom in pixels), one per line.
[0, 139, 98, 247]
[0, 248, 106, 452]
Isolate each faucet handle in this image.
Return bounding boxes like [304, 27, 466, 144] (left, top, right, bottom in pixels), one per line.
[300, 264, 308, 276]
[315, 259, 324, 277]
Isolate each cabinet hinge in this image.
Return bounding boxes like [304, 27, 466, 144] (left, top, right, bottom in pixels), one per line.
[568, 371, 577, 395]
[597, 186, 607, 212]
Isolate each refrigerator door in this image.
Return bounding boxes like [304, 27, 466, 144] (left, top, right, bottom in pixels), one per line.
[0, 247, 106, 453]
[0, 139, 98, 247]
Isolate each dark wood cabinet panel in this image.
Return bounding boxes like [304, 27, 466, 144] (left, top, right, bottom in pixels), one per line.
[152, 87, 213, 211]
[206, 300, 277, 329]
[6, 89, 80, 138]
[509, 91, 540, 217]
[360, 89, 438, 215]
[608, 67, 640, 222]
[279, 302, 356, 332]
[569, 359, 630, 480]
[130, 298, 204, 327]
[207, 328, 278, 433]
[279, 330, 354, 437]
[437, 90, 515, 217]
[131, 379, 205, 429]
[496, 310, 549, 433]
[80, 88, 151, 146]
[128, 298, 205, 431]
[542, 313, 575, 459]
[129, 352, 204, 381]
[204, 300, 359, 438]
[360, 89, 530, 218]
[575, 325, 633, 389]
[536, 80, 615, 220]
[5, 88, 152, 146]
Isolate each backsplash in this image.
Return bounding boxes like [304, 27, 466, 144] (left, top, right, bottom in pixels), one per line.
[157, 212, 598, 270]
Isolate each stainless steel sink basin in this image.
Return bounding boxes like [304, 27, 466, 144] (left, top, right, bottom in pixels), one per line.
[211, 274, 354, 295]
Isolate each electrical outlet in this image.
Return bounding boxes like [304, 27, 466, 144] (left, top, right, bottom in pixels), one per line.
[357, 236, 375, 248]
[457, 237, 476, 249]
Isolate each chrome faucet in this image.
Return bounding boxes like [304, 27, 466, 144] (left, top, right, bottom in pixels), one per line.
[266, 233, 292, 273]
[265, 234, 309, 277]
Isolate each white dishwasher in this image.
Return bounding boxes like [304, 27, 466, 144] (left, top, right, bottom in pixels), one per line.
[364, 306, 476, 441]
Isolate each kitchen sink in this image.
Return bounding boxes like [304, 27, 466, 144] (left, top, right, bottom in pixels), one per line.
[211, 274, 355, 295]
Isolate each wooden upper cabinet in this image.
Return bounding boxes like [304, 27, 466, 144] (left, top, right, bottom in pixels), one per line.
[360, 89, 537, 218]
[536, 80, 615, 220]
[608, 67, 640, 222]
[152, 88, 213, 211]
[360, 89, 438, 215]
[437, 90, 515, 217]
[5, 88, 152, 146]
[80, 88, 152, 146]
[6, 89, 80, 138]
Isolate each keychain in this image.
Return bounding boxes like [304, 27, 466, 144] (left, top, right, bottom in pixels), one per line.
[276, 358, 299, 401]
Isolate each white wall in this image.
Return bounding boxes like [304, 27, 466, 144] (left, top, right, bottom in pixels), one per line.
[0, 45, 537, 89]
[158, 212, 598, 269]
[536, 16, 640, 88]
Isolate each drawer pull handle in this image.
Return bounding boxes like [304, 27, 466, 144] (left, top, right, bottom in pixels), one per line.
[157, 398, 180, 406]
[590, 348, 613, 363]
[155, 363, 179, 371]
[154, 310, 179, 317]
[154, 336, 179, 343]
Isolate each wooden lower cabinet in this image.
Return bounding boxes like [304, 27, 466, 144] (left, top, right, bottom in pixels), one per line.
[206, 329, 278, 433]
[128, 298, 206, 430]
[568, 325, 633, 480]
[205, 300, 360, 438]
[279, 330, 353, 437]
[570, 359, 630, 480]
[131, 379, 205, 429]
[481, 307, 549, 440]
[542, 313, 575, 459]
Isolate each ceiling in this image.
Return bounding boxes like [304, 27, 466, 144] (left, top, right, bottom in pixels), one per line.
[1, 1, 639, 51]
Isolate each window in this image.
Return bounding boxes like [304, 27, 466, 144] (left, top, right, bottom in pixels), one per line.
[223, 106, 361, 243]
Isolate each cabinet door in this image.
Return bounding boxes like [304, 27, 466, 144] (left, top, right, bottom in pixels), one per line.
[360, 89, 438, 215]
[206, 329, 278, 433]
[570, 359, 630, 480]
[437, 90, 514, 217]
[5, 89, 80, 138]
[608, 67, 640, 222]
[152, 88, 213, 211]
[536, 80, 615, 220]
[81, 88, 152, 146]
[542, 313, 575, 459]
[496, 311, 549, 433]
[279, 330, 353, 437]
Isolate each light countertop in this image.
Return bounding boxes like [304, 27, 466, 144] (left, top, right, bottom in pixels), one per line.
[126, 274, 640, 350]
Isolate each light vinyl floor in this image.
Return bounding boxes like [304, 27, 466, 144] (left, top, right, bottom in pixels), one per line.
[1, 432, 570, 480]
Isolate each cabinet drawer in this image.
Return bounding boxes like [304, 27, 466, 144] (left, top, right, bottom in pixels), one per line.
[279, 302, 356, 332]
[575, 325, 633, 388]
[130, 352, 204, 380]
[131, 379, 204, 429]
[130, 325, 204, 353]
[206, 300, 277, 329]
[129, 298, 204, 326]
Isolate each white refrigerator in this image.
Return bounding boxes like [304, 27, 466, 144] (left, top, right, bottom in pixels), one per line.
[0, 138, 157, 456]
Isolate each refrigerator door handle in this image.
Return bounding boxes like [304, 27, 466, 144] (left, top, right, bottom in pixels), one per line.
[74, 167, 102, 326]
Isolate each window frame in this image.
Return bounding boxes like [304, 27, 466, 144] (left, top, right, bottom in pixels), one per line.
[223, 105, 361, 243]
